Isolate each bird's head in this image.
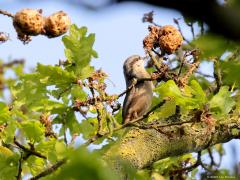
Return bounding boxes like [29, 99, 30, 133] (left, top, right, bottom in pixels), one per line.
[123, 55, 145, 79]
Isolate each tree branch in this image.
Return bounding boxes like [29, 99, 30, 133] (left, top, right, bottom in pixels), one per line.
[104, 115, 240, 174]
[16, 152, 23, 180]
[30, 158, 67, 180]
[0, 9, 14, 18]
[14, 137, 47, 159]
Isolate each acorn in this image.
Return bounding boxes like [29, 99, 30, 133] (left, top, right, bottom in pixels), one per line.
[13, 8, 45, 36]
[158, 25, 183, 54]
[44, 11, 71, 38]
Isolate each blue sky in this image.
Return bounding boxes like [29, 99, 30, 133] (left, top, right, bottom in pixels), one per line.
[0, 0, 187, 94]
[0, 0, 239, 173]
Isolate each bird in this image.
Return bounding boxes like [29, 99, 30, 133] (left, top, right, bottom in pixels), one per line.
[122, 55, 153, 124]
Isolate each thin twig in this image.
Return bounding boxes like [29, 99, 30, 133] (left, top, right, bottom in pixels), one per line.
[96, 109, 103, 134]
[173, 18, 191, 44]
[63, 120, 68, 146]
[57, 84, 73, 100]
[142, 11, 161, 27]
[14, 137, 47, 159]
[116, 75, 161, 99]
[179, 61, 200, 87]
[148, 50, 162, 72]
[73, 75, 162, 112]
[175, 151, 216, 175]
[2, 59, 25, 67]
[16, 152, 23, 180]
[207, 148, 216, 167]
[30, 158, 67, 180]
[152, 49, 162, 58]
[89, 78, 103, 134]
[177, 51, 187, 77]
[0, 9, 14, 18]
[117, 78, 140, 98]
[187, 22, 195, 39]
[195, 71, 214, 78]
[213, 59, 222, 93]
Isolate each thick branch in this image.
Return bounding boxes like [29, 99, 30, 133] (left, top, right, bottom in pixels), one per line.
[104, 116, 240, 172]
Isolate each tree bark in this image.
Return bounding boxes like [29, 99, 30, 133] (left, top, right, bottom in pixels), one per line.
[104, 116, 240, 173]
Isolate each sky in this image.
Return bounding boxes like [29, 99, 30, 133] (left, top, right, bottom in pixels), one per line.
[0, 0, 239, 174]
[0, 0, 191, 95]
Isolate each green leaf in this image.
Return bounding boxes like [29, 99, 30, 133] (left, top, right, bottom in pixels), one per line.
[26, 156, 46, 176]
[77, 65, 94, 80]
[113, 109, 122, 124]
[79, 118, 97, 139]
[13, 73, 48, 109]
[209, 86, 236, 115]
[35, 140, 57, 163]
[189, 80, 206, 102]
[12, 63, 24, 77]
[0, 146, 13, 157]
[70, 85, 87, 101]
[221, 61, 240, 86]
[48, 147, 118, 180]
[2, 120, 19, 144]
[37, 63, 76, 86]
[184, 80, 207, 107]
[0, 149, 19, 180]
[38, 100, 66, 112]
[153, 153, 194, 176]
[21, 120, 45, 143]
[154, 80, 196, 109]
[0, 102, 10, 124]
[192, 33, 236, 59]
[65, 111, 81, 135]
[154, 80, 182, 100]
[148, 99, 176, 122]
[55, 141, 67, 159]
[55, 110, 81, 136]
[62, 25, 98, 78]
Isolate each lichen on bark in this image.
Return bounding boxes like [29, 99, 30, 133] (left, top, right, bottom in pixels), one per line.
[104, 116, 240, 175]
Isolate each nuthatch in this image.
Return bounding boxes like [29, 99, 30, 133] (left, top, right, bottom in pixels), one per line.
[122, 55, 153, 124]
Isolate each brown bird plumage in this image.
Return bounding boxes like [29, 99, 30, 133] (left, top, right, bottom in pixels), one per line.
[122, 55, 153, 124]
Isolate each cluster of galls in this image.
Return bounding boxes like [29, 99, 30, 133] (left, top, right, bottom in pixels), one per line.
[13, 9, 71, 43]
[143, 25, 183, 54]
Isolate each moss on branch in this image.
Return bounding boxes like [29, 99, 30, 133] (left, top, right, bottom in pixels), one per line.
[104, 116, 240, 173]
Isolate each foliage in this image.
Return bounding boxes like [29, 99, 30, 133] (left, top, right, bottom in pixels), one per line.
[0, 25, 120, 179]
[0, 9, 240, 179]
